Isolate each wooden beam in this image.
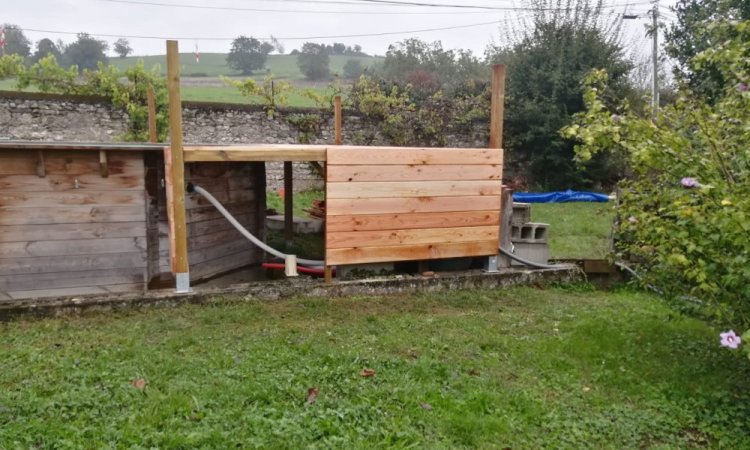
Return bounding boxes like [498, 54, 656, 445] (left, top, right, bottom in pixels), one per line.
[183, 147, 326, 162]
[35, 150, 45, 177]
[99, 150, 109, 178]
[498, 186, 513, 268]
[166, 39, 190, 293]
[489, 64, 506, 150]
[334, 95, 342, 145]
[147, 85, 158, 143]
[283, 161, 293, 249]
[327, 147, 502, 166]
[491, 64, 507, 267]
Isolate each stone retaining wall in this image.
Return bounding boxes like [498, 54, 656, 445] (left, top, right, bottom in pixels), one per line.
[0, 91, 490, 191]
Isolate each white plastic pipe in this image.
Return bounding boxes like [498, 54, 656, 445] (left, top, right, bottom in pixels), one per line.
[190, 184, 325, 267]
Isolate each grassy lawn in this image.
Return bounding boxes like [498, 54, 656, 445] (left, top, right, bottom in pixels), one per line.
[182, 85, 323, 108]
[2, 286, 749, 448]
[532, 202, 614, 259]
[110, 53, 382, 80]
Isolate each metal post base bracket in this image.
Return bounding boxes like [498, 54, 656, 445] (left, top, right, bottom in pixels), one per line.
[483, 255, 499, 273]
[175, 272, 191, 293]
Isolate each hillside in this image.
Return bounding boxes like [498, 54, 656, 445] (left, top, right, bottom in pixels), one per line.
[109, 53, 383, 81]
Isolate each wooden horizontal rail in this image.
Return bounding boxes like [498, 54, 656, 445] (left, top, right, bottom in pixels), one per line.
[0, 142, 165, 152]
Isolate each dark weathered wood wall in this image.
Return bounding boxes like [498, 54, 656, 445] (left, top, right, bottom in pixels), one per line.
[153, 161, 263, 282]
[0, 150, 148, 299]
[1, 148, 265, 299]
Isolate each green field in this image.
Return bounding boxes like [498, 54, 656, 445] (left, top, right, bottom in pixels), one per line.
[2, 286, 749, 448]
[533, 202, 614, 259]
[109, 53, 382, 81]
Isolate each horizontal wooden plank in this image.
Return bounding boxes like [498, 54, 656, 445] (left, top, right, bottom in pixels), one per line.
[184, 147, 326, 162]
[326, 241, 499, 266]
[327, 147, 503, 165]
[184, 204, 253, 223]
[327, 196, 501, 216]
[0, 268, 145, 291]
[0, 191, 145, 208]
[326, 226, 498, 249]
[0, 237, 147, 258]
[0, 141, 162, 152]
[327, 180, 502, 199]
[0, 151, 145, 175]
[0, 223, 146, 243]
[0, 206, 147, 226]
[6, 283, 145, 300]
[0, 173, 144, 191]
[0, 252, 146, 276]
[190, 253, 257, 282]
[327, 164, 502, 182]
[326, 211, 500, 232]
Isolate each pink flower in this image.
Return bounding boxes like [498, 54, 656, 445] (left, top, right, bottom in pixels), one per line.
[628, 216, 637, 224]
[681, 177, 701, 188]
[737, 83, 748, 93]
[720, 330, 742, 349]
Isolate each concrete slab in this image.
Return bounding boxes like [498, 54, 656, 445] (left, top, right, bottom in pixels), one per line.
[0, 266, 582, 321]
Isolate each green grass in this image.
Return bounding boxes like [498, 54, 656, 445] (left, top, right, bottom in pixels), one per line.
[532, 202, 614, 259]
[266, 189, 323, 218]
[182, 85, 322, 107]
[110, 53, 382, 80]
[2, 287, 749, 448]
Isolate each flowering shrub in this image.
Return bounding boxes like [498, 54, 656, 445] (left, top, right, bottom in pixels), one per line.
[563, 21, 750, 353]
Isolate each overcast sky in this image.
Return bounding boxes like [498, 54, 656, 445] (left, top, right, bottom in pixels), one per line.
[6, 0, 677, 58]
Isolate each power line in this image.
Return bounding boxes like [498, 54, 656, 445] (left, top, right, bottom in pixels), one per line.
[97, 0, 655, 13]
[20, 19, 503, 41]
[97, 0, 489, 15]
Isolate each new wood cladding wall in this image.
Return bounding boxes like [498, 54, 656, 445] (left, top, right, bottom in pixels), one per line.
[0, 150, 148, 299]
[325, 147, 503, 266]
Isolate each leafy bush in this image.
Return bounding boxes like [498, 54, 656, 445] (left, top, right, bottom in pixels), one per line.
[563, 21, 750, 332]
[222, 75, 290, 118]
[2, 54, 168, 141]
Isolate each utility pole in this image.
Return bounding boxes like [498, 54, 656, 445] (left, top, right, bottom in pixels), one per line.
[651, 1, 659, 118]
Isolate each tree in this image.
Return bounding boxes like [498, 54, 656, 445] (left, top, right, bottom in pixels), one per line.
[1, 24, 31, 57]
[296, 42, 330, 80]
[113, 38, 133, 58]
[226, 36, 271, 75]
[31, 38, 62, 64]
[343, 59, 364, 79]
[381, 39, 485, 93]
[63, 33, 109, 72]
[665, 0, 750, 101]
[486, 0, 633, 190]
[331, 42, 346, 55]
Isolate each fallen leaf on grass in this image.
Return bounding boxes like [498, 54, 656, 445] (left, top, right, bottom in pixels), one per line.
[360, 368, 376, 378]
[468, 368, 481, 376]
[307, 387, 319, 404]
[420, 402, 432, 410]
[131, 378, 147, 390]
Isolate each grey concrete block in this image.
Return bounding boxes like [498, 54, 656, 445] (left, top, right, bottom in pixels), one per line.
[511, 202, 532, 226]
[265, 215, 323, 234]
[510, 242, 550, 267]
[511, 222, 549, 244]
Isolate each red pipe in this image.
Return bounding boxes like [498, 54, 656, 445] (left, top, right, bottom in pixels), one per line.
[261, 263, 333, 277]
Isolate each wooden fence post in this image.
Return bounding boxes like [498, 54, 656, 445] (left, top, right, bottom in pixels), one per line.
[166, 40, 190, 293]
[490, 64, 511, 268]
[325, 96, 343, 283]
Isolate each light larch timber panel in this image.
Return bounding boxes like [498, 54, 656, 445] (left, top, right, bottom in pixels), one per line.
[325, 147, 503, 266]
[0, 150, 148, 296]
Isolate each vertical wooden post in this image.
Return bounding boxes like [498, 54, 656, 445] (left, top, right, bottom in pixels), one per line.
[283, 161, 294, 250]
[166, 40, 190, 293]
[147, 85, 158, 143]
[490, 64, 510, 268]
[334, 95, 342, 145]
[489, 64, 505, 150]
[324, 95, 343, 283]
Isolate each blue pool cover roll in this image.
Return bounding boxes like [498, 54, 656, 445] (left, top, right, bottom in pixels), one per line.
[513, 190, 609, 203]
